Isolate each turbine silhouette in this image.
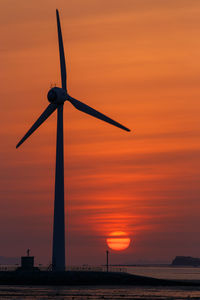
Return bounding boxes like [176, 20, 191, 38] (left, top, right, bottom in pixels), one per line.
[16, 9, 130, 271]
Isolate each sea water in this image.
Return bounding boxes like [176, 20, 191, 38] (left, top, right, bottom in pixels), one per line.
[126, 265, 200, 280]
[0, 285, 200, 299]
[1, 266, 200, 299]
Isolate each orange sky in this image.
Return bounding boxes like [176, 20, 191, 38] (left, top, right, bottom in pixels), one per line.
[0, 0, 200, 265]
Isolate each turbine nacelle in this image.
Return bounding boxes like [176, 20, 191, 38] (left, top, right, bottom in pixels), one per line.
[47, 87, 67, 104]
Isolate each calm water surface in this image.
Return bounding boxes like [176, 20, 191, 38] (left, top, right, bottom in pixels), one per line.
[126, 265, 200, 280]
[1, 267, 200, 299]
[1, 285, 200, 299]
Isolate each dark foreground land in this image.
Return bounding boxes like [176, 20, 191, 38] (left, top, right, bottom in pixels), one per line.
[0, 271, 199, 286]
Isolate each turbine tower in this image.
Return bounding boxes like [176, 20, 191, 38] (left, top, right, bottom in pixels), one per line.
[16, 9, 130, 272]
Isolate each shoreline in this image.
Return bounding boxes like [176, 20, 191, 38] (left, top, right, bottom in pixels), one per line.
[0, 270, 199, 286]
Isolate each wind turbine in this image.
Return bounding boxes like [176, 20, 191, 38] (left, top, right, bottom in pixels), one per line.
[16, 9, 130, 272]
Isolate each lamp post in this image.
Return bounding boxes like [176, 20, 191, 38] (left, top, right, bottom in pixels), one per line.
[106, 250, 109, 272]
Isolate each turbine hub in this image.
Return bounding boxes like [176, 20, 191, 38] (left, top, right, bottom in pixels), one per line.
[47, 87, 67, 104]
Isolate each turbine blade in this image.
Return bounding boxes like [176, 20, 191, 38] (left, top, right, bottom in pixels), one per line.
[16, 103, 58, 148]
[68, 97, 130, 132]
[56, 9, 67, 90]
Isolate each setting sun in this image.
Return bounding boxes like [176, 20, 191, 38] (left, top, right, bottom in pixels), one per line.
[106, 231, 131, 251]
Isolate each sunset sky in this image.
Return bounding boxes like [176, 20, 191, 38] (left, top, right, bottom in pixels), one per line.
[1, 0, 200, 266]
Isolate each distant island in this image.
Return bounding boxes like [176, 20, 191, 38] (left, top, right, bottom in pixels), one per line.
[172, 256, 200, 266]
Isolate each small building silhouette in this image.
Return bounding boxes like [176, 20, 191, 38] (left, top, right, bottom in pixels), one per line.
[21, 256, 34, 270]
[16, 249, 39, 272]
